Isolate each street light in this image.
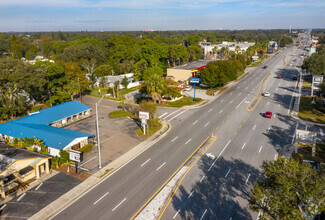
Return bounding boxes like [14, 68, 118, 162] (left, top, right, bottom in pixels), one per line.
[96, 94, 108, 169]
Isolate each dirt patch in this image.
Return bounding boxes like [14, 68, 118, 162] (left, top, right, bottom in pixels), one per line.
[52, 165, 91, 181]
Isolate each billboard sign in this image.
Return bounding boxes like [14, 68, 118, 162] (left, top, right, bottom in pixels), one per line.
[69, 149, 82, 162]
[139, 111, 149, 120]
[189, 77, 200, 84]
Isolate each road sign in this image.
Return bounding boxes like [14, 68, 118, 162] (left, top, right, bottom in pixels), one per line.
[69, 149, 83, 162]
[139, 111, 149, 120]
[189, 77, 200, 84]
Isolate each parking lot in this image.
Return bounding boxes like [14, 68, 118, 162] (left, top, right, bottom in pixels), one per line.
[65, 96, 143, 173]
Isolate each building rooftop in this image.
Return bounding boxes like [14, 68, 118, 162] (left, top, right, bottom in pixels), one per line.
[170, 60, 211, 70]
[0, 101, 94, 150]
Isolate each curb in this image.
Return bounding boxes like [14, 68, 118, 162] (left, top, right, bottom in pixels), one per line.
[30, 120, 171, 220]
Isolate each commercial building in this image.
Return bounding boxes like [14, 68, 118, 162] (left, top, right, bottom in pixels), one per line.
[0, 101, 94, 157]
[166, 60, 210, 83]
[0, 143, 51, 198]
[202, 41, 255, 59]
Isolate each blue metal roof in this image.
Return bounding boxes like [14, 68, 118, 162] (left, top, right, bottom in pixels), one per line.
[0, 101, 95, 150]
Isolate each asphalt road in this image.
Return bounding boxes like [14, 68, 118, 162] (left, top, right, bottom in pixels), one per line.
[52, 42, 314, 220]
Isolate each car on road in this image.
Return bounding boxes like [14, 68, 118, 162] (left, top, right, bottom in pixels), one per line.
[292, 76, 298, 80]
[276, 75, 281, 79]
[262, 66, 267, 69]
[263, 92, 270, 97]
[265, 112, 272, 118]
[185, 85, 192, 91]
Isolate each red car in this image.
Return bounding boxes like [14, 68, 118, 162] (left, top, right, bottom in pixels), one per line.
[277, 75, 281, 79]
[293, 76, 298, 80]
[265, 112, 272, 118]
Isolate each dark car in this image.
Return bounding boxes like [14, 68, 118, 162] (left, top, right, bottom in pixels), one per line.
[293, 76, 298, 80]
[262, 66, 267, 69]
[265, 112, 272, 118]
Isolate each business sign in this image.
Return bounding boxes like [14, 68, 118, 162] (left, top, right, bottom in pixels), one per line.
[69, 149, 82, 162]
[139, 111, 149, 120]
[189, 77, 200, 84]
[252, 56, 259, 61]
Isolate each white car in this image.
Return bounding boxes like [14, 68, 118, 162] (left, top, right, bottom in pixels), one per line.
[185, 86, 192, 91]
[263, 92, 270, 97]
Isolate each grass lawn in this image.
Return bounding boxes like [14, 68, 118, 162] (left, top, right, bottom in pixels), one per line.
[302, 75, 312, 90]
[108, 110, 138, 118]
[298, 96, 325, 124]
[135, 120, 162, 139]
[292, 143, 325, 163]
[162, 97, 203, 108]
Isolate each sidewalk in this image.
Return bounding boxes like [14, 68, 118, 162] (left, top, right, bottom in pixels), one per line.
[30, 120, 170, 220]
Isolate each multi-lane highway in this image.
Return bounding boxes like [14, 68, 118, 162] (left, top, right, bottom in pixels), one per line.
[52, 42, 312, 220]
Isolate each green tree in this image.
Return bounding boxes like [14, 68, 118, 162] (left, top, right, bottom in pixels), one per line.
[187, 45, 202, 62]
[249, 156, 325, 219]
[121, 77, 129, 89]
[142, 66, 165, 80]
[162, 78, 181, 100]
[140, 73, 165, 104]
[10, 34, 22, 59]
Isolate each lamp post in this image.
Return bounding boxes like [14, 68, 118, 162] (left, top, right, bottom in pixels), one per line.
[96, 94, 108, 169]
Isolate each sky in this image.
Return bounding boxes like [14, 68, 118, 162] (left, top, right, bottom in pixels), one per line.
[0, 0, 324, 32]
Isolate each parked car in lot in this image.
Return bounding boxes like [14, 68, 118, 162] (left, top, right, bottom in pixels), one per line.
[277, 75, 281, 79]
[292, 76, 298, 80]
[265, 112, 272, 118]
[185, 85, 192, 91]
[263, 92, 270, 97]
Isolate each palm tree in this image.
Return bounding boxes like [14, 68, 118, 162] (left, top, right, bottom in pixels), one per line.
[52, 157, 60, 169]
[61, 160, 74, 172]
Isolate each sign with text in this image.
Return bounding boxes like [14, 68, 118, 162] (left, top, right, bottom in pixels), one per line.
[189, 77, 200, 84]
[139, 111, 149, 120]
[69, 149, 83, 162]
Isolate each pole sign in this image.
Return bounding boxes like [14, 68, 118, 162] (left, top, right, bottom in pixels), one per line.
[139, 111, 149, 120]
[189, 77, 200, 84]
[69, 149, 83, 162]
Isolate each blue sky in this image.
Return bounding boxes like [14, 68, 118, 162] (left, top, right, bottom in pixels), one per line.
[0, 0, 324, 32]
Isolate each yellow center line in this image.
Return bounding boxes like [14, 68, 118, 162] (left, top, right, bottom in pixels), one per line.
[130, 136, 212, 220]
[157, 137, 217, 220]
[238, 125, 241, 128]
[216, 126, 219, 130]
[234, 132, 237, 135]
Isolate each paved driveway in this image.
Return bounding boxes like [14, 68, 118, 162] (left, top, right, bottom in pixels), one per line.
[66, 96, 143, 173]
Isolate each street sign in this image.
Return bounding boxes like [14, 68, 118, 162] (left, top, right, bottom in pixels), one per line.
[139, 111, 149, 120]
[189, 77, 200, 84]
[69, 149, 83, 162]
[141, 118, 147, 125]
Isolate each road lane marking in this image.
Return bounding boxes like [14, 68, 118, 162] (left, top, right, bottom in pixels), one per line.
[267, 127, 271, 132]
[208, 108, 212, 112]
[239, 93, 241, 96]
[230, 100, 233, 103]
[157, 162, 166, 171]
[158, 112, 168, 118]
[258, 146, 263, 153]
[216, 127, 219, 130]
[185, 138, 192, 145]
[234, 132, 237, 135]
[230, 92, 233, 95]
[242, 143, 246, 149]
[0, 204, 6, 211]
[267, 102, 269, 105]
[164, 108, 183, 119]
[93, 192, 109, 205]
[222, 121, 224, 124]
[208, 140, 231, 171]
[200, 209, 208, 220]
[35, 183, 43, 191]
[245, 174, 251, 184]
[171, 136, 178, 142]
[274, 113, 277, 118]
[238, 125, 241, 128]
[168, 109, 189, 122]
[221, 99, 224, 102]
[200, 176, 205, 182]
[235, 97, 247, 109]
[112, 198, 127, 211]
[17, 193, 26, 201]
[219, 110, 223, 113]
[253, 125, 256, 130]
[173, 210, 180, 219]
[205, 122, 210, 127]
[141, 158, 151, 167]
[188, 191, 194, 198]
[225, 168, 231, 178]
[193, 120, 198, 125]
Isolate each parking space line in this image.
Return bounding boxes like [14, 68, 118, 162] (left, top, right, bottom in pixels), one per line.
[200, 209, 208, 220]
[35, 182, 43, 191]
[17, 193, 26, 202]
[173, 209, 180, 219]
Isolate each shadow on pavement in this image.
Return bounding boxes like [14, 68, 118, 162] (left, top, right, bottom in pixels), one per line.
[171, 156, 260, 220]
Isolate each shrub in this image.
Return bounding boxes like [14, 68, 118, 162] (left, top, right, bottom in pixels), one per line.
[79, 144, 92, 153]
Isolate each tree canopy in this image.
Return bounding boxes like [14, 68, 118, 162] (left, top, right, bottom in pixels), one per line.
[249, 156, 325, 219]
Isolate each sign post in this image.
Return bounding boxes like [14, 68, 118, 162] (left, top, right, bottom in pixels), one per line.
[190, 77, 200, 100]
[69, 149, 83, 174]
[139, 111, 149, 135]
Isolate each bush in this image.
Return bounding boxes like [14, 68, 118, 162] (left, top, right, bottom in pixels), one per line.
[32, 105, 42, 112]
[79, 144, 92, 153]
